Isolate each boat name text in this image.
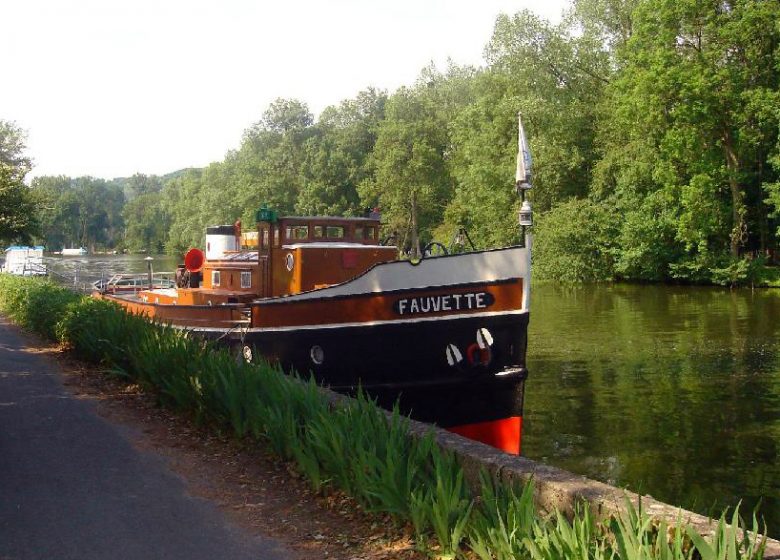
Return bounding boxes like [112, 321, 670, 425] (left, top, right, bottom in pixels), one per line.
[393, 292, 495, 315]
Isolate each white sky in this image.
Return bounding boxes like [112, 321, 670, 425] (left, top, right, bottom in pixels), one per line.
[3, 0, 568, 180]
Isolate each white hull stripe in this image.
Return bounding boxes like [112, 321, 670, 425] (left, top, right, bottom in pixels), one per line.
[274, 246, 530, 302]
[176, 308, 529, 334]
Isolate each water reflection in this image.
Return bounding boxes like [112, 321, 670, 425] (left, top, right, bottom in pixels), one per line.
[525, 283, 780, 536]
[44, 253, 180, 287]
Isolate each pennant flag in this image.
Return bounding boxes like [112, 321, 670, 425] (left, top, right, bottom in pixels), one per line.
[515, 112, 533, 189]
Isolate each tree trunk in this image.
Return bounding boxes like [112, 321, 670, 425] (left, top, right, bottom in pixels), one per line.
[723, 130, 745, 258]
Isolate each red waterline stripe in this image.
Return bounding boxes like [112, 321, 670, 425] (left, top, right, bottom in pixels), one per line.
[447, 416, 522, 455]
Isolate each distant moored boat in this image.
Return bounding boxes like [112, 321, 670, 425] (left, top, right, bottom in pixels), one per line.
[1, 246, 47, 276]
[61, 247, 88, 256]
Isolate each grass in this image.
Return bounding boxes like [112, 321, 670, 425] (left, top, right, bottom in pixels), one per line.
[0, 273, 769, 560]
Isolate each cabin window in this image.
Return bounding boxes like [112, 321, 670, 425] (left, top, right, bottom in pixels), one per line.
[261, 228, 270, 248]
[212, 270, 221, 287]
[355, 226, 364, 240]
[313, 225, 324, 238]
[285, 225, 309, 240]
[366, 226, 376, 240]
[273, 226, 280, 247]
[326, 226, 344, 239]
[240, 271, 252, 288]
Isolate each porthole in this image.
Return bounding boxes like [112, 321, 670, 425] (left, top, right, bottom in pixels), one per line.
[285, 253, 294, 271]
[242, 345, 253, 363]
[310, 345, 325, 365]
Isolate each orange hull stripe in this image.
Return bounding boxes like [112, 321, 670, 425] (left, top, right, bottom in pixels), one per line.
[97, 294, 242, 328]
[253, 279, 523, 328]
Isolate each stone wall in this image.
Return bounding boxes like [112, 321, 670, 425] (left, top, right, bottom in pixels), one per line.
[320, 386, 780, 558]
[412, 418, 780, 559]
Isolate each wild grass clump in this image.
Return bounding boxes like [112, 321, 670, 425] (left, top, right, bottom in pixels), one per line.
[0, 276, 770, 560]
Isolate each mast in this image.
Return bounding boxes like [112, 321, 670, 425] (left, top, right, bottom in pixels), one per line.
[516, 113, 533, 246]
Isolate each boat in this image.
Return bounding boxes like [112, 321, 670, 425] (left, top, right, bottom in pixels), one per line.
[1, 246, 47, 276]
[62, 247, 88, 256]
[95, 115, 534, 454]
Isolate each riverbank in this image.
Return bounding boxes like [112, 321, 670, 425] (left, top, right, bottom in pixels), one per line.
[0, 273, 775, 559]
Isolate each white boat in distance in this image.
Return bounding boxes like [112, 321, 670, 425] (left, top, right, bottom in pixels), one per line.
[61, 247, 88, 256]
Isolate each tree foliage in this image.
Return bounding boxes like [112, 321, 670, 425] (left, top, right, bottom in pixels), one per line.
[0, 120, 37, 244]
[19, 1, 780, 285]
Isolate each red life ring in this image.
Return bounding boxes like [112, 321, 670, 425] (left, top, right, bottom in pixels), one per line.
[466, 343, 491, 366]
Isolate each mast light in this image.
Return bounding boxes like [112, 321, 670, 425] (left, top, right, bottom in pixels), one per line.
[519, 200, 533, 227]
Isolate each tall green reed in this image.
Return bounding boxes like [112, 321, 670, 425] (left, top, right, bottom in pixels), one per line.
[468, 472, 537, 560]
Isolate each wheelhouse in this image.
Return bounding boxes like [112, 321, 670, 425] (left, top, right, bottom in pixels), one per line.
[149, 211, 397, 307]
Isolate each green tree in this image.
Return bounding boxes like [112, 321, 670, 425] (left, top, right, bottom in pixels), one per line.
[30, 175, 125, 250]
[442, 8, 611, 253]
[123, 191, 169, 252]
[31, 175, 80, 250]
[296, 88, 387, 216]
[361, 85, 450, 256]
[0, 120, 37, 244]
[594, 0, 780, 282]
[162, 168, 208, 254]
[120, 173, 163, 201]
[233, 98, 315, 217]
[361, 66, 472, 256]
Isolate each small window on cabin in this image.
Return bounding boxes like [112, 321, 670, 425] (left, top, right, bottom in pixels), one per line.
[355, 226, 364, 240]
[261, 228, 270, 248]
[240, 271, 252, 289]
[366, 226, 376, 240]
[212, 270, 221, 287]
[314, 225, 324, 238]
[273, 226, 280, 247]
[326, 226, 344, 239]
[286, 225, 309, 240]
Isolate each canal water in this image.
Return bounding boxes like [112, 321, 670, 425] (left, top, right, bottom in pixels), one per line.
[43, 255, 780, 535]
[525, 283, 780, 536]
[45, 253, 180, 288]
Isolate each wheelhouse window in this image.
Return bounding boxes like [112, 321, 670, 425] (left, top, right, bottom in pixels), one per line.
[273, 226, 280, 247]
[326, 226, 344, 239]
[366, 226, 376, 240]
[285, 225, 309, 241]
[313, 225, 324, 238]
[240, 271, 252, 289]
[261, 227, 270, 248]
[212, 270, 221, 287]
[355, 226, 364, 240]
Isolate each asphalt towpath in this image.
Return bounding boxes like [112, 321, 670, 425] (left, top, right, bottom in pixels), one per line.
[0, 316, 293, 560]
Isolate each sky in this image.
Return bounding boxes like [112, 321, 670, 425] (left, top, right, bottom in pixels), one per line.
[3, 0, 569, 180]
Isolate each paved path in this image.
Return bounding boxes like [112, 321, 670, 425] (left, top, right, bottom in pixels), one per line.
[0, 317, 292, 560]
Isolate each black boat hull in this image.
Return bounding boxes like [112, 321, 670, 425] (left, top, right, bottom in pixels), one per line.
[221, 310, 529, 452]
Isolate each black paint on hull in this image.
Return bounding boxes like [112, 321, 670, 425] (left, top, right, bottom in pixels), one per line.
[229, 312, 529, 428]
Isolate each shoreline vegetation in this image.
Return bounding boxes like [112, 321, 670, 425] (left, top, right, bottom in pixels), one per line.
[0, 273, 772, 559]
[4, 0, 780, 288]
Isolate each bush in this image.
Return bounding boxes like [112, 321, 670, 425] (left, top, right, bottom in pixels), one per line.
[533, 198, 619, 282]
[0, 274, 81, 339]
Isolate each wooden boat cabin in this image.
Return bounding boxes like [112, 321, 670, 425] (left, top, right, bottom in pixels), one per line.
[141, 208, 397, 307]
